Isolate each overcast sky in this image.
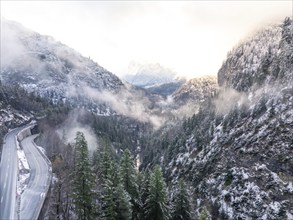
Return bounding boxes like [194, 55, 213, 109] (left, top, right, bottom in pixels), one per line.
[1, 1, 292, 78]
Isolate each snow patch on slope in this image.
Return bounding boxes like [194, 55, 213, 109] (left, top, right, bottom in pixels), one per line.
[16, 140, 30, 195]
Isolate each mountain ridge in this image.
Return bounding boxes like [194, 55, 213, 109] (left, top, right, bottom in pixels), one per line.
[141, 17, 293, 219]
[1, 18, 124, 115]
[1, 16, 292, 219]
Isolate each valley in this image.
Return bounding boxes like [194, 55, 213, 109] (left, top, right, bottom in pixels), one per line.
[0, 16, 292, 220]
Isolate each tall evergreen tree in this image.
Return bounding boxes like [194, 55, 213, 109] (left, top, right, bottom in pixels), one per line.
[103, 179, 116, 220]
[120, 149, 141, 219]
[114, 183, 132, 220]
[145, 165, 170, 220]
[101, 157, 118, 220]
[72, 131, 95, 220]
[101, 145, 115, 183]
[102, 159, 133, 220]
[139, 169, 151, 219]
[120, 149, 138, 197]
[171, 180, 193, 220]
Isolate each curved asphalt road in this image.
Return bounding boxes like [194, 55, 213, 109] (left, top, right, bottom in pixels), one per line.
[19, 134, 51, 220]
[0, 127, 24, 220]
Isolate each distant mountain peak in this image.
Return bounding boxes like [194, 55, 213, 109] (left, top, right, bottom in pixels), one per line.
[123, 62, 181, 88]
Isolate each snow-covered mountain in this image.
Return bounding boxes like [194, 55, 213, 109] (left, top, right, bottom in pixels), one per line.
[156, 76, 218, 119]
[0, 18, 186, 126]
[2, 16, 292, 219]
[1, 18, 124, 115]
[123, 63, 184, 95]
[172, 76, 217, 105]
[142, 18, 293, 219]
[217, 21, 289, 91]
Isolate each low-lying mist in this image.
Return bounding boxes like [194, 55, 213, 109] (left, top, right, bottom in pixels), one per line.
[57, 110, 98, 153]
[213, 81, 290, 117]
[81, 86, 168, 129]
[214, 88, 249, 115]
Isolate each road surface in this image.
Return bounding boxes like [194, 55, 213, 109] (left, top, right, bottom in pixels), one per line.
[0, 127, 24, 220]
[19, 134, 51, 220]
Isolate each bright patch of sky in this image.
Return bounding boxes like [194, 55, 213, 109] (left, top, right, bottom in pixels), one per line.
[1, 1, 292, 79]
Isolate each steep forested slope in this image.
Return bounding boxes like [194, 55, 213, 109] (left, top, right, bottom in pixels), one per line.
[0, 82, 68, 157]
[1, 16, 292, 220]
[142, 18, 293, 219]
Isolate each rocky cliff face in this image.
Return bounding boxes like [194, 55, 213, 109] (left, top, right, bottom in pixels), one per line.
[158, 18, 293, 219]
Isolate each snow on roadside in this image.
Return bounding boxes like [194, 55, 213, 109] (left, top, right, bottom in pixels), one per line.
[17, 146, 29, 170]
[37, 146, 46, 155]
[16, 142, 30, 195]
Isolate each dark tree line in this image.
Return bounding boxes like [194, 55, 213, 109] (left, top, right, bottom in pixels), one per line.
[0, 81, 67, 116]
[49, 131, 194, 220]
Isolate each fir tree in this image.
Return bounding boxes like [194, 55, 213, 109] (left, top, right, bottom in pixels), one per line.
[145, 165, 170, 220]
[198, 206, 209, 220]
[120, 149, 138, 197]
[171, 180, 193, 220]
[139, 169, 151, 219]
[92, 148, 102, 175]
[114, 183, 132, 220]
[72, 131, 95, 220]
[101, 157, 119, 220]
[120, 149, 141, 219]
[103, 179, 116, 220]
[101, 145, 115, 184]
[102, 160, 133, 220]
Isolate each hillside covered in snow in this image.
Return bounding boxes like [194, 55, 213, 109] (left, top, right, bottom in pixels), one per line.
[141, 17, 293, 219]
[1, 15, 292, 220]
[1, 18, 124, 115]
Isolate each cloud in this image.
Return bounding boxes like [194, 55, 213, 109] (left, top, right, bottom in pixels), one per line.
[213, 88, 249, 115]
[1, 18, 63, 79]
[57, 109, 98, 153]
[1, 18, 168, 129]
[82, 86, 166, 129]
[2, 1, 291, 78]
[1, 19, 27, 67]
